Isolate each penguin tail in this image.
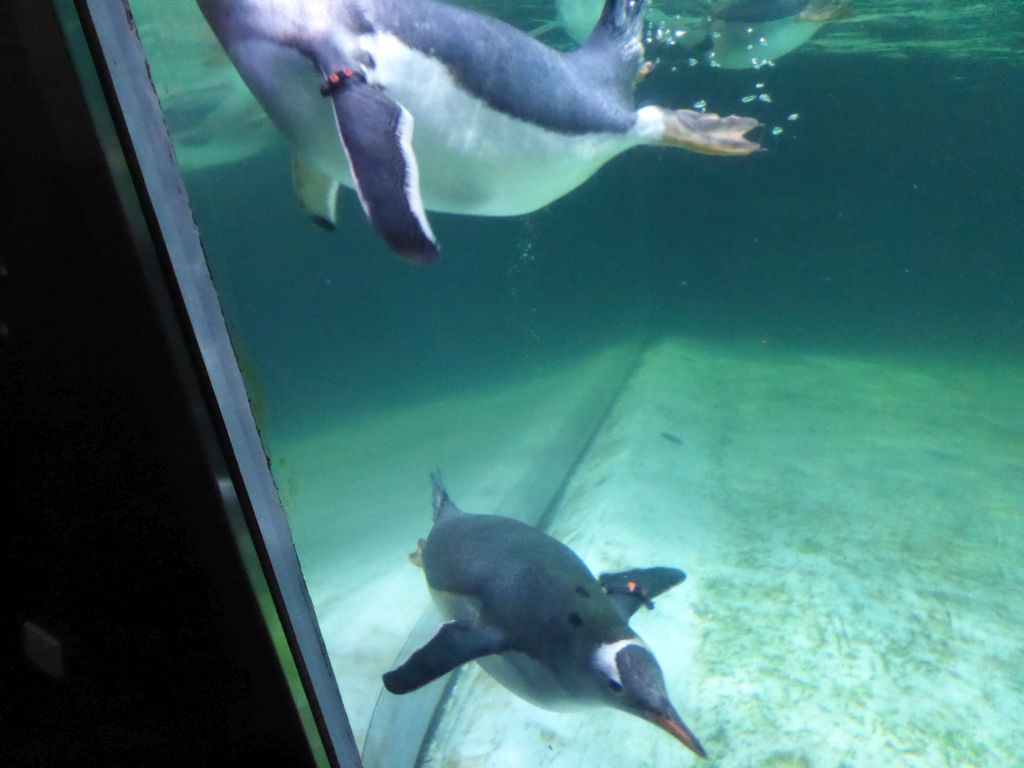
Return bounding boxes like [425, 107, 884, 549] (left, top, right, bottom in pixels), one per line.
[587, 0, 648, 45]
[575, 0, 648, 104]
[429, 471, 464, 523]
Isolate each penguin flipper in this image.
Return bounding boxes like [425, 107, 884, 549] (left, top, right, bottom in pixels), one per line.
[382, 620, 508, 694]
[321, 70, 439, 263]
[598, 566, 687, 620]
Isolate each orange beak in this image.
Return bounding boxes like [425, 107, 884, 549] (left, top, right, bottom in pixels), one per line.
[652, 710, 707, 759]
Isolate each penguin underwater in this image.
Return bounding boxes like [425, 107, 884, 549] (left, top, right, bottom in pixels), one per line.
[383, 474, 707, 758]
[196, 0, 760, 263]
[551, 0, 851, 69]
[705, 0, 852, 70]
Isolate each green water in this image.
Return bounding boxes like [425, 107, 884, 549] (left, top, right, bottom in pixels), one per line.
[130, 1, 1022, 765]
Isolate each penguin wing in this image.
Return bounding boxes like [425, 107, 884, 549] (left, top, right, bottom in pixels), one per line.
[382, 620, 509, 694]
[598, 566, 687, 620]
[322, 70, 439, 263]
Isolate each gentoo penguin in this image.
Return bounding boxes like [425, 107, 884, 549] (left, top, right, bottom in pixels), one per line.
[195, 0, 760, 262]
[551, 0, 850, 69]
[553, 0, 708, 44]
[706, 0, 853, 69]
[383, 473, 707, 758]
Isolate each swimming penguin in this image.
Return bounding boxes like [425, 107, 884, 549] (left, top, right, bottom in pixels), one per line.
[706, 0, 852, 69]
[550, 0, 850, 69]
[195, 0, 760, 263]
[383, 473, 707, 758]
[552, 0, 710, 44]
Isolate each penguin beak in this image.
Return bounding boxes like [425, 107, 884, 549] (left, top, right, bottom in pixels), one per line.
[650, 707, 707, 759]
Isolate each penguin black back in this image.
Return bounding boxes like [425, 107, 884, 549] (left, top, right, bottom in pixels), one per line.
[423, 511, 630, 653]
[369, 0, 647, 135]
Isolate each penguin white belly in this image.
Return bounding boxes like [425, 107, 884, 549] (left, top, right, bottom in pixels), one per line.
[711, 17, 822, 68]
[429, 587, 481, 624]
[429, 587, 588, 711]
[360, 33, 637, 216]
[477, 652, 589, 712]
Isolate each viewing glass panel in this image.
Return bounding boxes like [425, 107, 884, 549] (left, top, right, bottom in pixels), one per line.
[125, 1, 1023, 765]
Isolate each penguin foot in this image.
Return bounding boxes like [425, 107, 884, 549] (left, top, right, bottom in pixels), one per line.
[409, 538, 426, 568]
[660, 109, 761, 156]
[635, 60, 655, 84]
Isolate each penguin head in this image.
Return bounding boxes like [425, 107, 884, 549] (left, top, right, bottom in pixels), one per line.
[593, 640, 707, 758]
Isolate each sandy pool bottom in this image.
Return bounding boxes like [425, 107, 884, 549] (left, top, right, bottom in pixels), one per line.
[268, 341, 641, 750]
[421, 337, 1024, 768]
